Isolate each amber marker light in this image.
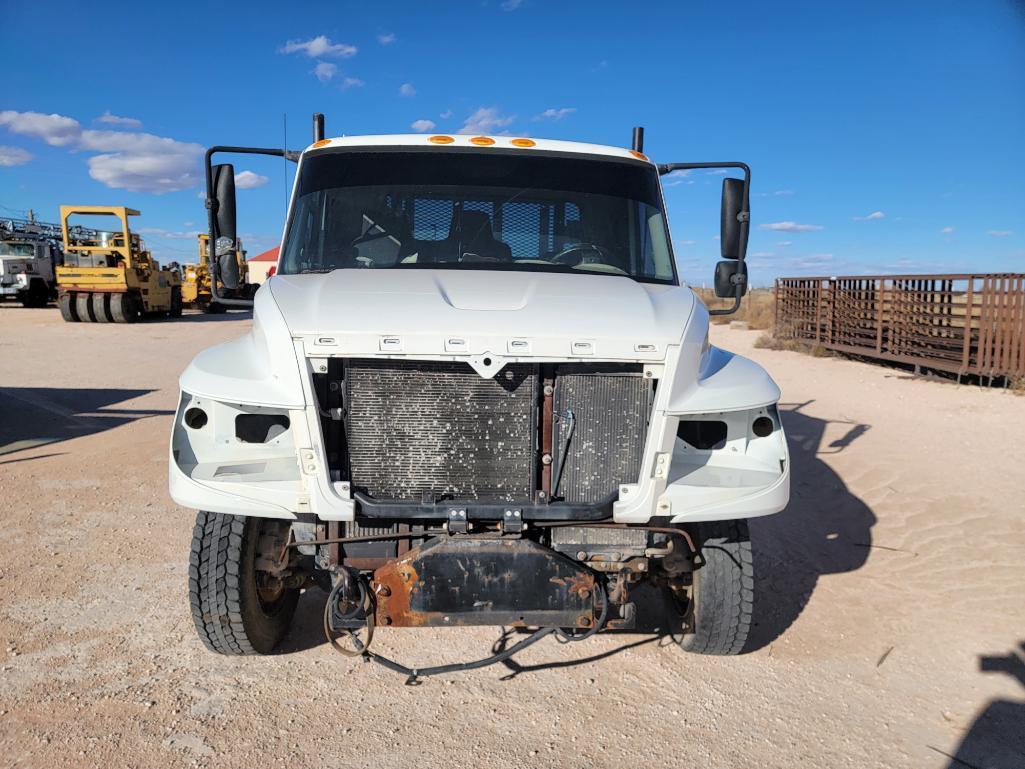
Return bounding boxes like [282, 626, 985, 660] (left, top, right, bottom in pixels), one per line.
[469, 136, 495, 146]
[429, 135, 455, 144]
[510, 138, 536, 147]
[629, 150, 649, 161]
[311, 139, 331, 148]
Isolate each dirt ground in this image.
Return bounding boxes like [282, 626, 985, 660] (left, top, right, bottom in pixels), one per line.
[1, 304, 1023, 769]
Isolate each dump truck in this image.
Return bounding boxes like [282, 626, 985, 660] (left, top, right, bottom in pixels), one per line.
[181, 233, 255, 312]
[56, 206, 182, 323]
[0, 214, 61, 307]
[170, 117, 788, 680]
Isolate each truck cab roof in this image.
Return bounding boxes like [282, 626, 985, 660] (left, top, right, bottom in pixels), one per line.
[304, 134, 651, 164]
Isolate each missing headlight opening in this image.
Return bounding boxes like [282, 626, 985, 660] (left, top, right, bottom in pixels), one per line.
[235, 413, 290, 443]
[677, 419, 727, 450]
[752, 415, 774, 438]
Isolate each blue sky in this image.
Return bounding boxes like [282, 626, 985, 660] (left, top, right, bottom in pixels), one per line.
[2, 0, 1023, 285]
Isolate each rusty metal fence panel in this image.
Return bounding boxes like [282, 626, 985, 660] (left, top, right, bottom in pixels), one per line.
[774, 274, 1025, 379]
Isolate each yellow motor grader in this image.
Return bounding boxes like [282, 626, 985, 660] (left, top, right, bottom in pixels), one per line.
[181, 233, 254, 312]
[56, 206, 182, 323]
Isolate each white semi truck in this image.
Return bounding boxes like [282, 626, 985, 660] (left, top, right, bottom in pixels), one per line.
[170, 117, 789, 680]
[0, 215, 61, 307]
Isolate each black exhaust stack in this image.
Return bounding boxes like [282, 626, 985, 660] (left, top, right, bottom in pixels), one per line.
[631, 126, 644, 153]
[313, 113, 325, 143]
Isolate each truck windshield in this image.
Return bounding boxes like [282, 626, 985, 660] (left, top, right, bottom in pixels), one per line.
[280, 149, 676, 284]
[0, 243, 35, 257]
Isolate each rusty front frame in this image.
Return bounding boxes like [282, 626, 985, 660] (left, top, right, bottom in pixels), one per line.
[370, 536, 598, 629]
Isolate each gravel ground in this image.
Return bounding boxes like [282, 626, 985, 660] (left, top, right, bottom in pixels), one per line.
[1, 304, 1023, 769]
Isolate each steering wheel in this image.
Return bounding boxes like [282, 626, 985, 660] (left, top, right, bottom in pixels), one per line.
[550, 243, 614, 267]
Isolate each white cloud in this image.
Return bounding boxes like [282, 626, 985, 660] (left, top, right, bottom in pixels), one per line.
[665, 170, 694, 188]
[377, 32, 396, 45]
[234, 170, 268, 189]
[706, 169, 729, 176]
[399, 83, 416, 97]
[440, 109, 453, 119]
[676, 239, 697, 246]
[0, 145, 32, 166]
[853, 211, 885, 221]
[341, 76, 365, 89]
[410, 119, 436, 133]
[96, 111, 142, 129]
[759, 221, 824, 233]
[0, 110, 81, 146]
[534, 107, 576, 121]
[87, 147, 202, 193]
[501, 0, 523, 9]
[138, 227, 199, 239]
[458, 107, 515, 135]
[312, 62, 337, 82]
[773, 189, 795, 197]
[0, 110, 202, 193]
[776, 240, 793, 247]
[987, 229, 1013, 237]
[750, 251, 775, 258]
[940, 226, 954, 234]
[78, 129, 203, 193]
[280, 35, 357, 58]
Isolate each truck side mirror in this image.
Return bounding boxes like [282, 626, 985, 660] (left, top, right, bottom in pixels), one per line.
[720, 177, 748, 260]
[211, 163, 240, 290]
[714, 260, 748, 298]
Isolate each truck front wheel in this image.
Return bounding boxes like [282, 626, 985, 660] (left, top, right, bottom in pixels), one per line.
[189, 511, 299, 655]
[676, 519, 754, 656]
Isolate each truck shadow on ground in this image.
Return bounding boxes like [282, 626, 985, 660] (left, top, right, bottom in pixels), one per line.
[933, 643, 1025, 769]
[743, 401, 876, 652]
[280, 402, 877, 673]
[0, 387, 172, 457]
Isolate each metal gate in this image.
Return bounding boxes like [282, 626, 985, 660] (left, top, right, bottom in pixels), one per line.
[774, 273, 1025, 379]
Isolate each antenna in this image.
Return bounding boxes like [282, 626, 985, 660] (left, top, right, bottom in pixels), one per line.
[631, 126, 644, 153]
[283, 113, 288, 214]
[313, 113, 325, 143]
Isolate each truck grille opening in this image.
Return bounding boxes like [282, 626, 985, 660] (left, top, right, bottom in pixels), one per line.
[318, 359, 652, 505]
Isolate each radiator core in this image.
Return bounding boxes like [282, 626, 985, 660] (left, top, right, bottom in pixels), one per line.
[344, 360, 537, 502]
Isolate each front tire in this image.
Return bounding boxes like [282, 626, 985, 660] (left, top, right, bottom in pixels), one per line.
[59, 292, 79, 322]
[20, 280, 49, 308]
[189, 511, 299, 655]
[168, 286, 183, 317]
[677, 519, 754, 656]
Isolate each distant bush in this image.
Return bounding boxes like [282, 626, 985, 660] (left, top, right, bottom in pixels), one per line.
[753, 332, 831, 358]
[694, 287, 775, 330]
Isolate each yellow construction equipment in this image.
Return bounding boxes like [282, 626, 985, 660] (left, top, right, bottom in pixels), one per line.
[181, 234, 254, 312]
[56, 206, 182, 323]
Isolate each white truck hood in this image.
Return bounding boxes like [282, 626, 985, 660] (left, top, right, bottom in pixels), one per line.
[268, 269, 695, 362]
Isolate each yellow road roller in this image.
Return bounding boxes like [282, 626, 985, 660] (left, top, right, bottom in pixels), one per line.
[56, 206, 182, 323]
[181, 233, 254, 312]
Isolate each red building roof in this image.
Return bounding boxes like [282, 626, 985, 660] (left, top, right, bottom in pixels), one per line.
[249, 246, 279, 262]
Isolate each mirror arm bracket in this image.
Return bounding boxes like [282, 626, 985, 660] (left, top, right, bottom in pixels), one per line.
[204, 145, 298, 307]
[659, 161, 751, 317]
